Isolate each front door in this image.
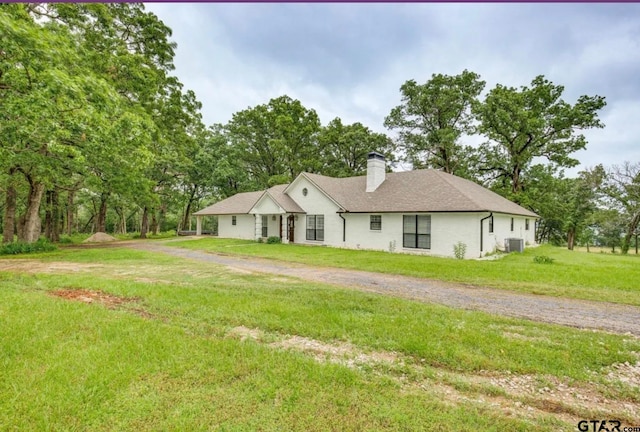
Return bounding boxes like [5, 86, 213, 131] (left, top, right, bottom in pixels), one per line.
[287, 215, 295, 243]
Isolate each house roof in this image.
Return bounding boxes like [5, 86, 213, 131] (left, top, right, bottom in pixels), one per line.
[263, 184, 305, 213]
[195, 169, 538, 218]
[194, 190, 264, 215]
[302, 170, 539, 217]
[194, 184, 304, 216]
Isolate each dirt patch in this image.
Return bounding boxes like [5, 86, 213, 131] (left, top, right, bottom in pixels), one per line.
[49, 288, 156, 319]
[228, 326, 263, 341]
[272, 335, 400, 367]
[228, 326, 399, 368]
[471, 370, 640, 422]
[83, 232, 117, 243]
[606, 360, 640, 387]
[50, 288, 135, 308]
[0, 260, 103, 274]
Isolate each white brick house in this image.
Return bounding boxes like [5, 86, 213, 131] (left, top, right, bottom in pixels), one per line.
[194, 153, 538, 258]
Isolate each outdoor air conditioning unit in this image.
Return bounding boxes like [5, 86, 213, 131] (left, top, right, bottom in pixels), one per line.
[505, 238, 524, 253]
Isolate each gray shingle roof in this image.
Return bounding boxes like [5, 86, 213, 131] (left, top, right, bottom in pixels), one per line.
[265, 184, 305, 213]
[193, 184, 304, 216]
[193, 190, 264, 215]
[302, 170, 539, 217]
[195, 169, 538, 218]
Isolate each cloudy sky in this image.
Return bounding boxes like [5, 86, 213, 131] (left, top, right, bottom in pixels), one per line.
[147, 3, 640, 174]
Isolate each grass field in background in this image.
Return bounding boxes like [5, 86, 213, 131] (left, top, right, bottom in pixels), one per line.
[1, 245, 639, 430]
[171, 238, 640, 306]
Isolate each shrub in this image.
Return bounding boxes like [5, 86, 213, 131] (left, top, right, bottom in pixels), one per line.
[256, 237, 263, 243]
[0, 239, 57, 255]
[533, 255, 554, 264]
[453, 242, 467, 260]
[266, 236, 282, 244]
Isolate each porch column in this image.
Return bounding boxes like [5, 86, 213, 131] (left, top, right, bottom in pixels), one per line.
[196, 216, 202, 236]
[254, 214, 262, 240]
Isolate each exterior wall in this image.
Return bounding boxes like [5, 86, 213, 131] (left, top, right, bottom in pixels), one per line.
[286, 177, 343, 246]
[261, 214, 282, 239]
[251, 196, 281, 215]
[342, 212, 482, 258]
[212, 208, 536, 258]
[483, 213, 537, 253]
[217, 214, 255, 240]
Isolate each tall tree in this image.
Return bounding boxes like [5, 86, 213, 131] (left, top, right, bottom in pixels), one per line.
[318, 118, 395, 177]
[603, 162, 640, 254]
[384, 70, 485, 175]
[0, 4, 121, 242]
[226, 96, 321, 188]
[473, 75, 606, 198]
[563, 167, 605, 250]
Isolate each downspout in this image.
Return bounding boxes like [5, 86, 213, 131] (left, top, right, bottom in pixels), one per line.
[480, 212, 493, 256]
[338, 212, 346, 242]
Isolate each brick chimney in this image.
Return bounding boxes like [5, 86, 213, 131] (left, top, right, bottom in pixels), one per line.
[366, 152, 386, 192]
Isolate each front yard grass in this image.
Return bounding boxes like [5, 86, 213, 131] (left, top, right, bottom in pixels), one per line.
[171, 238, 640, 306]
[1, 246, 639, 430]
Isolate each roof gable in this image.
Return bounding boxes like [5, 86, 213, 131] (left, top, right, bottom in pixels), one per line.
[284, 173, 345, 210]
[194, 184, 304, 216]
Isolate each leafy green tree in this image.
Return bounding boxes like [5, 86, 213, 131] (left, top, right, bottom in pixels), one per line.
[0, 4, 122, 242]
[226, 96, 321, 188]
[474, 76, 606, 197]
[318, 118, 395, 177]
[592, 208, 625, 252]
[562, 166, 605, 250]
[603, 162, 640, 254]
[384, 70, 485, 175]
[0, 3, 189, 241]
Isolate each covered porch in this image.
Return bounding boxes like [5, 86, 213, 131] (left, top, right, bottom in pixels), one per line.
[251, 213, 300, 243]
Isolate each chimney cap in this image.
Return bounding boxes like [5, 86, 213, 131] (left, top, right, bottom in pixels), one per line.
[367, 151, 385, 161]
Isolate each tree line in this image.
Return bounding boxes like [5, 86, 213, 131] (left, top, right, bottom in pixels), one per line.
[1, 4, 637, 253]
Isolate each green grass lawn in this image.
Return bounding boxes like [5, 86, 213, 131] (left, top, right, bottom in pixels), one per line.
[1, 246, 639, 430]
[171, 238, 640, 306]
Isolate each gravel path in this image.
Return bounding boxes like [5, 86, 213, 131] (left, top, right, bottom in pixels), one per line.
[128, 242, 640, 336]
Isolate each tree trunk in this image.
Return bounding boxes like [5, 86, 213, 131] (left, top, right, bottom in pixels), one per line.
[44, 190, 60, 242]
[622, 212, 640, 255]
[182, 188, 197, 231]
[114, 207, 127, 235]
[157, 203, 166, 235]
[567, 228, 575, 250]
[96, 192, 109, 233]
[2, 177, 17, 244]
[149, 209, 158, 235]
[18, 181, 45, 243]
[65, 189, 75, 236]
[140, 206, 149, 239]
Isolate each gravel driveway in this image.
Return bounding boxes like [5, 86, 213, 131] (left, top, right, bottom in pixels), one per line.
[128, 242, 640, 336]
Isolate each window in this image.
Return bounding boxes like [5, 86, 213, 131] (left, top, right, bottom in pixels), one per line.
[403, 215, 431, 249]
[302, 188, 308, 196]
[525, 219, 530, 231]
[262, 215, 268, 237]
[370, 215, 382, 231]
[306, 215, 324, 241]
[232, 216, 237, 226]
[510, 217, 514, 232]
[488, 216, 494, 233]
